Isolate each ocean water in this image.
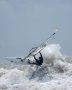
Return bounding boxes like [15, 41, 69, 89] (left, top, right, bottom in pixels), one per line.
[0, 44, 72, 90]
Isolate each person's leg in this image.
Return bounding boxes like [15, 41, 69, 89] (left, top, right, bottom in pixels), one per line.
[28, 59, 37, 65]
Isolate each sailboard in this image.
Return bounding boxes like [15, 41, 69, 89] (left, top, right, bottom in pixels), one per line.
[21, 29, 58, 62]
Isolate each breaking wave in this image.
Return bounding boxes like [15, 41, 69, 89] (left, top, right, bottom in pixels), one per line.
[0, 44, 72, 90]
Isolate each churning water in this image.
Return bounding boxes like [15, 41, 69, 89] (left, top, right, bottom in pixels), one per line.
[0, 44, 72, 90]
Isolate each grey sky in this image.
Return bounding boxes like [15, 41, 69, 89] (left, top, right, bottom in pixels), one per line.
[0, 0, 72, 57]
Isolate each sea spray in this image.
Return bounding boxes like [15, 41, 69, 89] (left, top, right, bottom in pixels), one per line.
[0, 44, 72, 90]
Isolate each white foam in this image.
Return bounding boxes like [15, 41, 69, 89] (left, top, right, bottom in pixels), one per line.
[0, 44, 72, 90]
[41, 44, 64, 65]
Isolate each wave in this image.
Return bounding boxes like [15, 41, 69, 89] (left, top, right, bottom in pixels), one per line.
[0, 44, 72, 90]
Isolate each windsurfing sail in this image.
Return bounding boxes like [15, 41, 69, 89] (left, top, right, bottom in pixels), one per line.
[21, 29, 58, 61]
[5, 29, 58, 63]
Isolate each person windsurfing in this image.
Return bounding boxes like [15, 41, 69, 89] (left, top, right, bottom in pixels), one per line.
[28, 51, 43, 66]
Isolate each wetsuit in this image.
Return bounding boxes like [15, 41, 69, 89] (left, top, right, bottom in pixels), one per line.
[28, 52, 43, 66]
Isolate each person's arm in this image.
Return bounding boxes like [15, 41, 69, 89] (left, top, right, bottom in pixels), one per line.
[39, 52, 43, 58]
[33, 55, 39, 62]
